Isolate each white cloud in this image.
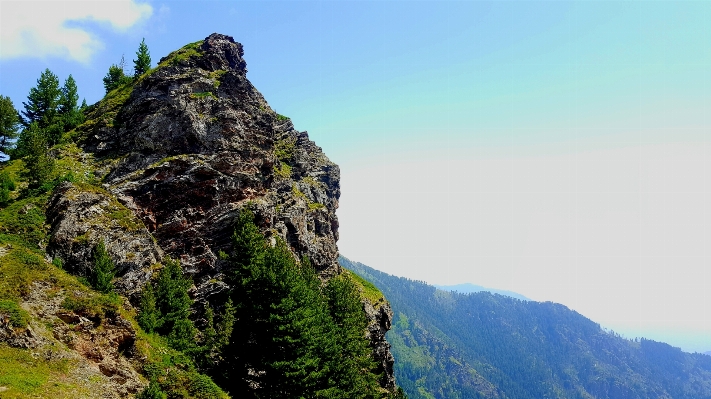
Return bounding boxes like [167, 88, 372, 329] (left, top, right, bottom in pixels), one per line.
[0, 0, 153, 63]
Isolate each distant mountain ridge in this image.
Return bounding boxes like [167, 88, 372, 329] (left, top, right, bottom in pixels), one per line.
[434, 283, 530, 301]
[341, 255, 711, 399]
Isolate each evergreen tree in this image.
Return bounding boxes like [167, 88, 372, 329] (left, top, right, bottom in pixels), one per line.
[91, 240, 116, 293]
[153, 258, 196, 350]
[216, 298, 235, 351]
[58, 75, 83, 131]
[21, 69, 61, 129]
[325, 274, 381, 397]
[0, 171, 15, 207]
[103, 63, 132, 93]
[219, 209, 382, 398]
[134, 38, 152, 77]
[137, 282, 159, 333]
[0, 95, 20, 155]
[21, 122, 54, 186]
[198, 299, 235, 370]
[19, 69, 80, 147]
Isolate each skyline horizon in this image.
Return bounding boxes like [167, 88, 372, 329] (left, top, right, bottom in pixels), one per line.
[2, 1, 709, 354]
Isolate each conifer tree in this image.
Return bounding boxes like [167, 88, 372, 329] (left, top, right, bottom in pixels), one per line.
[325, 274, 381, 397]
[21, 122, 54, 186]
[153, 258, 196, 350]
[21, 69, 60, 129]
[92, 240, 116, 293]
[0, 95, 20, 155]
[219, 209, 382, 398]
[198, 298, 235, 370]
[103, 62, 132, 93]
[19, 69, 81, 147]
[138, 283, 159, 333]
[133, 38, 152, 77]
[58, 75, 83, 131]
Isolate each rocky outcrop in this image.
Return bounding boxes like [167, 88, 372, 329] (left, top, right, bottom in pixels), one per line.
[80, 34, 340, 282]
[46, 182, 163, 300]
[0, 314, 40, 348]
[364, 299, 396, 391]
[20, 282, 146, 397]
[50, 33, 396, 391]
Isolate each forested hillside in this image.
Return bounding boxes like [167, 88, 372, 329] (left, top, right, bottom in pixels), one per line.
[342, 256, 711, 399]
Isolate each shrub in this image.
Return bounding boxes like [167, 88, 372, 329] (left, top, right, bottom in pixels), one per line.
[0, 299, 30, 328]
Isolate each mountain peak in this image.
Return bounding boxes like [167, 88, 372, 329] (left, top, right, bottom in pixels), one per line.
[158, 33, 247, 74]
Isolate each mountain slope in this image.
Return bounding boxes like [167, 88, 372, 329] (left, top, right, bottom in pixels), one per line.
[1, 34, 400, 398]
[434, 283, 529, 301]
[342, 256, 711, 399]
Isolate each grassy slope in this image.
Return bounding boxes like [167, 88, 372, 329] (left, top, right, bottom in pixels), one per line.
[0, 91, 229, 399]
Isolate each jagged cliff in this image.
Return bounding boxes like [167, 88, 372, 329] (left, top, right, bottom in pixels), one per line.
[37, 33, 395, 394]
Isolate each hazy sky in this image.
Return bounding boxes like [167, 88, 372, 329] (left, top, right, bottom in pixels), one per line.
[1, 1, 709, 353]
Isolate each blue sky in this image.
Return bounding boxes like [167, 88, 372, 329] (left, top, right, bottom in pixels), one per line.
[1, 1, 710, 353]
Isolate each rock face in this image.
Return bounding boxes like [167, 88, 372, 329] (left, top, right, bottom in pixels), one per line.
[0, 314, 40, 349]
[50, 33, 395, 391]
[81, 33, 340, 282]
[46, 182, 163, 300]
[18, 282, 145, 397]
[365, 299, 396, 390]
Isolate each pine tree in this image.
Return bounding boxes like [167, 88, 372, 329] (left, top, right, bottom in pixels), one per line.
[21, 69, 61, 129]
[138, 283, 159, 333]
[134, 38, 152, 77]
[198, 298, 236, 370]
[92, 240, 116, 293]
[153, 258, 196, 350]
[103, 64, 131, 93]
[58, 75, 83, 132]
[0, 95, 20, 155]
[325, 274, 381, 397]
[21, 122, 54, 186]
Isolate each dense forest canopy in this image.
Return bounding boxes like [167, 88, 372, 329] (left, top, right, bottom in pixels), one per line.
[342, 256, 711, 399]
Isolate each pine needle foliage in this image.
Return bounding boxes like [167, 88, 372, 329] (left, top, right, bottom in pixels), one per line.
[21, 69, 61, 129]
[0, 95, 20, 154]
[134, 38, 152, 78]
[20, 122, 55, 187]
[215, 208, 384, 398]
[154, 258, 196, 351]
[138, 283, 160, 333]
[91, 240, 115, 293]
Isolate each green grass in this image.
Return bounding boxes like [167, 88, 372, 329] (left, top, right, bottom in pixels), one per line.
[0, 299, 29, 328]
[136, 332, 230, 399]
[209, 70, 227, 88]
[61, 291, 122, 320]
[308, 202, 325, 210]
[274, 162, 292, 179]
[274, 137, 296, 162]
[191, 91, 215, 99]
[0, 345, 73, 398]
[158, 41, 204, 68]
[0, 195, 48, 250]
[74, 78, 134, 144]
[53, 143, 98, 185]
[344, 269, 386, 308]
